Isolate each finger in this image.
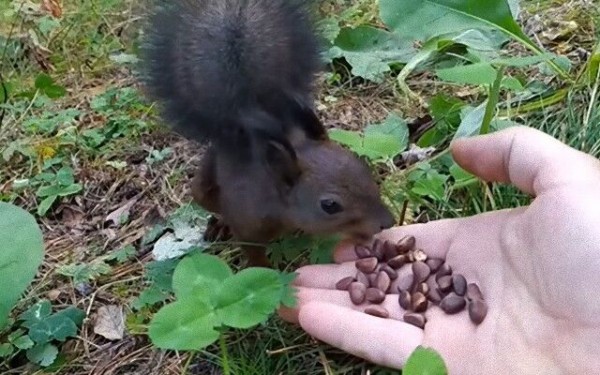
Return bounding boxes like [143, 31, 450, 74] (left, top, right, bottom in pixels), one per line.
[333, 218, 463, 263]
[279, 286, 410, 324]
[297, 301, 423, 369]
[278, 288, 402, 323]
[450, 126, 600, 196]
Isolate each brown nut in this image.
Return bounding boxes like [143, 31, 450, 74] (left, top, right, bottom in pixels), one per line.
[427, 287, 443, 304]
[467, 283, 485, 301]
[412, 261, 431, 283]
[425, 258, 444, 273]
[371, 239, 385, 261]
[411, 292, 428, 313]
[388, 254, 410, 269]
[375, 271, 391, 293]
[396, 273, 415, 291]
[416, 282, 429, 296]
[440, 292, 467, 314]
[396, 235, 416, 254]
[335, 276, 356, 291]
[356, 271, 370, 286]
[379, 264, 398, 280]
[468, 299, 488, 325]
[452, 274, 467, 296]
[412, 249, 428, 262]
[356, 257, 378, 274]
[365, 305, 389, 319]
[403, 312, 426, 329]
[354, 245, 372, 259]
[383, 240, 398, 261]
[349, 282, 366, 305]
[366, 288, 386, 303]
[435, 263, 452, 281]
[398, 290, 411, 310]
[437, 275, 453, 293]
[367, 272, 378, 287]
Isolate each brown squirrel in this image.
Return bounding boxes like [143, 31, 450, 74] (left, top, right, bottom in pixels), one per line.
[140, 0, 395, 267]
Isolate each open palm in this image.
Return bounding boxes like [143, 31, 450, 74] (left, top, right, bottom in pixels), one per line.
[280, 126, 600, 374]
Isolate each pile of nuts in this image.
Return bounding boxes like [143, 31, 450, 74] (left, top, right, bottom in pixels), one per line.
[335, 235, 488, 328]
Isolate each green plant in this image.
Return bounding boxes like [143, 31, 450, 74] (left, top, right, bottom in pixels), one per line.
[0, 202, 44, 330]
[148, 252, 296, 374]
[1, 300, 86, 368]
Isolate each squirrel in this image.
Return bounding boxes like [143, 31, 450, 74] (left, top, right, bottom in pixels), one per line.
[140, 0, 396, 267]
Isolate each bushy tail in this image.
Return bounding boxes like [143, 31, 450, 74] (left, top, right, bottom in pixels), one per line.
[139, 0, 326, 151]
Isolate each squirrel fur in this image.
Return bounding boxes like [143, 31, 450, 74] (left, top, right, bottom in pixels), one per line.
[140, 0, 395, 267]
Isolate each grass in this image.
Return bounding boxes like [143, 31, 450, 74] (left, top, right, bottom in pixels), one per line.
[0, 0, 598, 374]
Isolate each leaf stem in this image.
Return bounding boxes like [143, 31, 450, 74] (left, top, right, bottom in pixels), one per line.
[219, 332, 231, 375]
[480, 66, 505, 135]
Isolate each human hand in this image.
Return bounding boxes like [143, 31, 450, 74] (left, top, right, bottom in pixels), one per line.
[279, 126, 600, 374]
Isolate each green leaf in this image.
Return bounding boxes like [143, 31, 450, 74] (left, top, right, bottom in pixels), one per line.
[0, 343, 13, 357]
[278, 272, 298, 308]
[21, 303, 85, 344]
[20, 300, 52, 324]
[365, 113, 409, 151]
[328, 129, 363, 150]
[403, 346, 448, 375]
[104, 245, 136, 263]
[436, 62, 498, 85]
[37, 195, 57, 216]
[36, 184, 63, 198]
[56, 260, 112, 285]
[332, 25, 415, 82]
[55, 167, 75, 186]
[216, 268, 283, 329]
[585, 42, 600, 84]
[55, 183, 83, 197]
[379, 0, 568, 79]
[26, 343, 58, 367]
[172, 253, 232, 299]
[34, 74, 54, 90]
[453, 101, 488, 140]
[148, 297, 220, 351]
[131, 258, 179, 310]
[34, 74, 66, 99]
[381, 0, 528, 46]
[0, 203, 44, 330]
[11, 334, 34, 350]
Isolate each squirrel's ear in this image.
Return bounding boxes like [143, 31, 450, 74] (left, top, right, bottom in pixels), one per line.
[264, 139, 302, 188]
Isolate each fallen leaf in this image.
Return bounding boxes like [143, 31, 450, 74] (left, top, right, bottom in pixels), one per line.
[105, 197, 138, 226]
[46, 289, 61, 301]
[401, 144, 436, 166]
[152, 223, 204, 261]
[41, 0, 62, 18]
[93, 305, 125, 341]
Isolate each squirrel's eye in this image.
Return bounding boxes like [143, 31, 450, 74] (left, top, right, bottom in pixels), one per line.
[320, 199, 343, 215]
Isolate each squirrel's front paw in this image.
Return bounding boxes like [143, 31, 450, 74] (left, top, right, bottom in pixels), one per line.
[203, 215, 232, 242]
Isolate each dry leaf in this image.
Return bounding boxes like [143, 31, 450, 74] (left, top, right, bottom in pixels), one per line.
[41, 0, 63, 18]
[93, 305, 125, 341]
[105, 197, 138, 226]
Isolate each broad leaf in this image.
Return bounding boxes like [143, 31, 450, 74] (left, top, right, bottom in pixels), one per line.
[332, 25, 415, 82]
[148, 297, 220, 351]
[403, 346, 448, 375]
[0, 203, 44, 329]
[216, 268, 283, 329]
[380, 0, 531, 47]
[26, 343, 58, 367]
[436, 63, 498, 86]
[453, 101, 488, 139]
[172, 252, 232, 299]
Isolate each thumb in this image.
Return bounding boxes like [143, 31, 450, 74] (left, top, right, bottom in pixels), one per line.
[450, 126, 600, 196]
